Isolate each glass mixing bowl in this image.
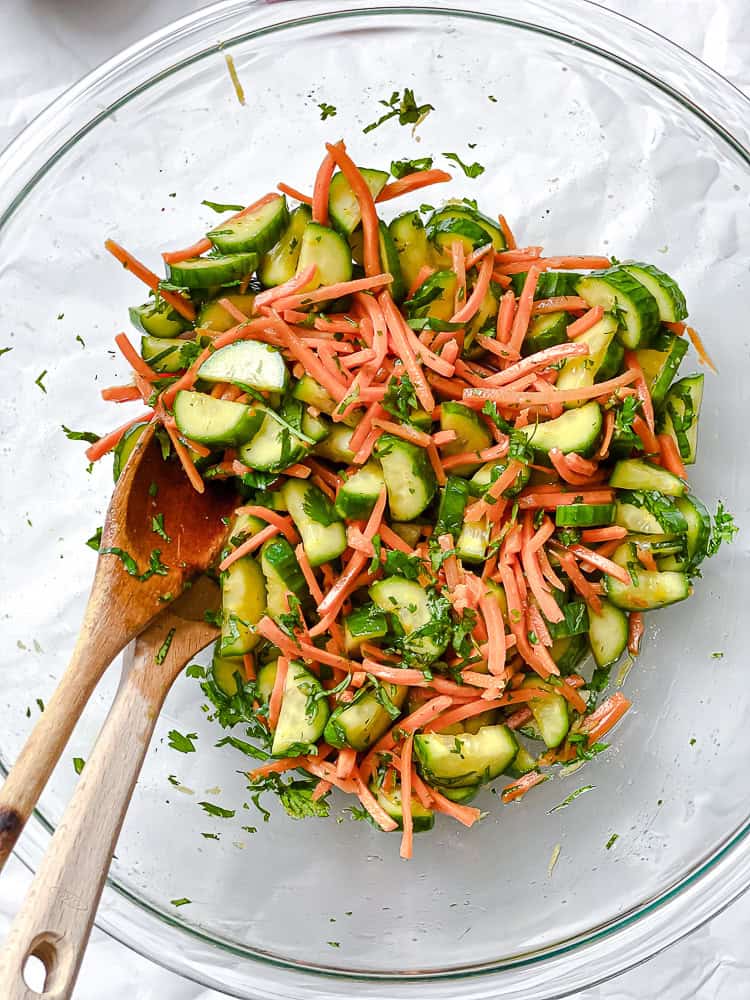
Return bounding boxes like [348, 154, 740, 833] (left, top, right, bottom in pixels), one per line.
[1, 2, 749, 997]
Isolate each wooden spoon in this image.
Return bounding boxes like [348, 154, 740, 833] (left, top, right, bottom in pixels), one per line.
[0, 424, 235, 871]
[0, 576, 221, 1000]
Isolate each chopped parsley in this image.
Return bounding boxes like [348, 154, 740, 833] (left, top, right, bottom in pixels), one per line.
[35, 370, 48, 393]
[198, 801, 235, 819]
[382, 372, 419, 422]
[363, 88, 434, 134]
[202, 199, 244, 213]
[151, 513, 171, 542]
[302, 488, 340, 526]
[86, 527, 103, 552]
[99, 547, 168, 582]
[711, 651, 724, 659]
[390, 156, 433, 179]
[442, 152, 485, 178]
[0, 346, 13, 358]
[382, 549, 423, 581]
[707, 501, 738, 557]
[318, 102, 337, 120]
[168, 730, 198, 753]
[75, 334, 86, 348]
[605, 833, 619, 850]
[170, 898, 191, 907]
[62, 425, 100, 445]
[73, 757, 85, 775]
[548, 784, 595, 813]
[154, 628, 176, 665]
[279, 785, 330, 819]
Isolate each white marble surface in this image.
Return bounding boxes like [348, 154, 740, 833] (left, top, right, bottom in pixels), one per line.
[1, 1, 749, 997]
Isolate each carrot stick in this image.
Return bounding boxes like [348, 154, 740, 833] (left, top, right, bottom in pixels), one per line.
[517, 488, 614, 509]
[376, 169, 452, 203]
[532, 296, 589, 315]
[581, 525, 627, 543]
[354, 775, 399, 831]
[685, 325, 718, 373]
[379, 292, 435, 411]
[479, 592, 507, 676]
[464, 369, 639, 406]
[255, 264, 317, 308]
[100, 385, 143, 403]
[624, 351, 655, 434]
[451, 252, 493, 324]
[105, 240, 196, 322]
[399, 735, 415, 859]
[267, 313, 347, 400]
[85, 410, 154, 462]
[325, 143, 380, 276]
[406, 264, 436, 300]
[273, 272, 393, 313]
[497, 214, 517, 251]
[507, 265, 542, 354]
[372, 418, 432, 448]
[566, 542, 631, 584]
[277, 183, 313, 205]
[501, 770, 548, 804]
[657, 433, 687, 479]
[234, 507, 300, 543]
[162, 193, 280, 263]
[267, 656, 290, 731]
[312, 143, 340, 226]
[581, 691, 632, 743]
[483, 341, 589, 388]
[566, 305, 604, 339]
[336, 747, 358, 780]
[628, 612, 645, 655]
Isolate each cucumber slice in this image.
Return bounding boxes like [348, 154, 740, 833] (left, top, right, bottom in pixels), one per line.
[587, 599, 629, 669]
[555, 503, 616, 527]
[291, 375, 355, 429]
[658, 374, 703, 465]
[343, 603, 390, 653]
[511, 271, 583, 299]
[609, 458, 687, 496]
[595, 337, 625, 382]
[112, 421, 148, 481]
[325, 683, 407, 751]
[555, 313, 619, 404]
[129, 298, 190, 338]
[220, 556, 267, 656]
[519, 400, 602, 458]
[546, 602, 589, 639]
[435, 476, 471, 541]
[409, 408, 434, 432]
[256, 658, 277, 704]
[173, 391, 264, 447]
[405, 269, 458, 323]
[603, 542, 690, 611]
[657, 494, 711, 571]
[470, 459, 531, 498]
[379, 221, 405, 302]
[622, 262, 688, 323]
[372, 781, 435, 833]
[196, 293, 257, 333]
[260, 204, 312, 288]
[391, 522, 424, 548]
[207, 195, 289, 255]
[198, 341, 288, 392]
[427, 204, 505, 250]
[334, 461, 384, 520]
[440, 401, 493, 475]
[301, 409, 329, 444]
[455, 518, 490, 564]
[328, 168, 389, 235]
[389, 211, 432, 293]
[634, 333, 688, 407]
[577, 268, 660, 348]
[224, 511, 267, 559]
[295, 222, 352, 290]
[167, 253, 259, 290]
[271, 661, 329, 757]
[614, 490, 688, 534]
[260, 537, 309, 619]
[238, 409, 307, 472]
[313, 423, 356, 463]
[428, 215, 490, 255]
[375, 434, 437, 521]
[505, 744, 538, 779]
[521, 678, 569, 748]
[550, 633, 588, 675]
[629, 533, 686, 557]
[282, 480, 346, 567]
[414, 725, 518, 788]
[464, 285, 499, 352]
[211, 653, 245, 697]
[369, 577, 449, 666]
[523, 311, 569, 356]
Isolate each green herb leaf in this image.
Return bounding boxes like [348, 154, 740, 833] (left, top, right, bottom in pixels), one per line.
[168, 730, 198, 753]
[707, 501, 739, 557]
[155, 627, 176, 665]
[215, 735, 269, 761]
[170, 897, 191, 907]
[382, 549, 423, 581]
[363, 88, 434, 134]
[382, 372, 419, 422]
[0, 346, 13, 358]
[279, 785, 330, 819]
[151, 513, 171, 542]
[302, 487, 341, 526]
[605, 832, 619, 850]
[548, 784, 595, 813]
[442, 152, 485, 178]
[318, 102, 337, 120]
[73, 757, 85, 775]
[35, 370, 48, 393]
[198, 801, 235, 818]
[99, 546, 169, 582]
[390, 156, 433, 179]
[86, 527, 103, 552]
[202, 199, 245, 212]
[62, 425, 100, 445]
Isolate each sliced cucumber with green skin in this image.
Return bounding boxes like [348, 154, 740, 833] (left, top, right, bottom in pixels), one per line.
[435, 477, 471, 541]
[328, 168, 389, 235]
[428, 215, 490, 256]
[657, 494, 711, 571]
[414, 725, 518, 788]
[375, 434, 437, 521]
[343, 603, 390, 653]
[595, 337, 625, 382]
[521, 678, 569, 749]
[211, 653, 246, 697]
[546, 601, 589, 639]
[335, 461, 384, 520]
[603, 541, 690, 611]
[658, 374, 703, 465]
[293, 375, 353, 423]
[556, 314, 618, 404]
[301, 409, 329, 443]
[371, 781, 435, 833]
[391, 522, 424, 548]
[628, 533, 686, 557]
[260, 204, 312, 288]
[207, 195, 289, 256]
[130, 298, 190, 338]
[282, 480, 346, 567]
[622, 262, 688, 323]
[550, 633, 588, 675]
[271, 661, 329, 757]
[224, 512, 267, 560]
[198, 341, 288, 392]
[465, 285, 499, 350]
[409, 409, 434, 432]
[196, 293, 257, 332]
[614, 490, 688, 534]
[313, 423, 355, 463]
[504, 744, 537, 779]
[295, 222, 352, 291]
[256, 658, 277, 704]
[577, 268, 660, 348]
[173, 391, 264, 447]
[427, 203, 506, 251]
[523, 312, 569, 356]
[511, 272, 582, 300]
[141, 335, 199, 373]
[609, 458, 686, 496]
[369, 577, 449, 666]
[470, 459, 531, 498]
[634, 333, 688, 407]
[325, 683, 407, 751]
[238, 409, 307, 472]
[112, 422, 148, 481]
[587, 599, 629, 669]
[555, 503, 616, 527]
[379, 221, 405, 302]
[455, 518, 490, 563]
[520, 401, 602, 458]
[220, 556, 267, 656]
[261, 537, 309, 619]
[405, 269, 458, 323]
[440, 785, 480, 804]
[440, 402, 493, 475]
[167, 253, 259, 290]
[389, 211, 433, 294]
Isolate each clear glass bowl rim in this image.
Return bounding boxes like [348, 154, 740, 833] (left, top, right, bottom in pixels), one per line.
[3, 3, 750, 998]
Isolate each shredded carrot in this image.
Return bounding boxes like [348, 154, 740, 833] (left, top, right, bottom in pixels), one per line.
[628, 612, 645, 655]
[324, 143, 380, 276]
[636, 546, 658, 573]
[267, 656, 290, 730]
[507, 265, 542, 354]
[566, 305, 604, 339]
[581, 525, 627, 544]
[657, 433, 687, 479]
[399, 735, 415, 859]
[234, 507, 300, 543]
[452, 252, 493, 325]
[406, 264, 436, 300]
[276, 183, 313, 205]
[465, 369, 639, 407]
[336, 747, 358, 780]
[379, 292, 435, 411]
[255, 264, 317, 308]
[581, 692, 632, 744]
[685, 325, 718, 374]
[312, 143, 340, 226]
[86, 411, 154, 462]
[100, 384, 143, 403]
[497, 214, 517, 251]
[501, 770, 548, 804]
[105, 239, 195, 321]
[354, 775, 399, 831]
[532, 296, 589, 315]
[376, 169, 452, 203]
[372, 418, 431, 448]
[565, 542, 630, 585]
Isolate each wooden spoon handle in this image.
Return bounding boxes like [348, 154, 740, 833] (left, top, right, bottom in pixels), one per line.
[0, 617, 192, 1000]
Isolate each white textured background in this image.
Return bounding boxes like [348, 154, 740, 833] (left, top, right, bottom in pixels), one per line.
[1, 1, 748, 997]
